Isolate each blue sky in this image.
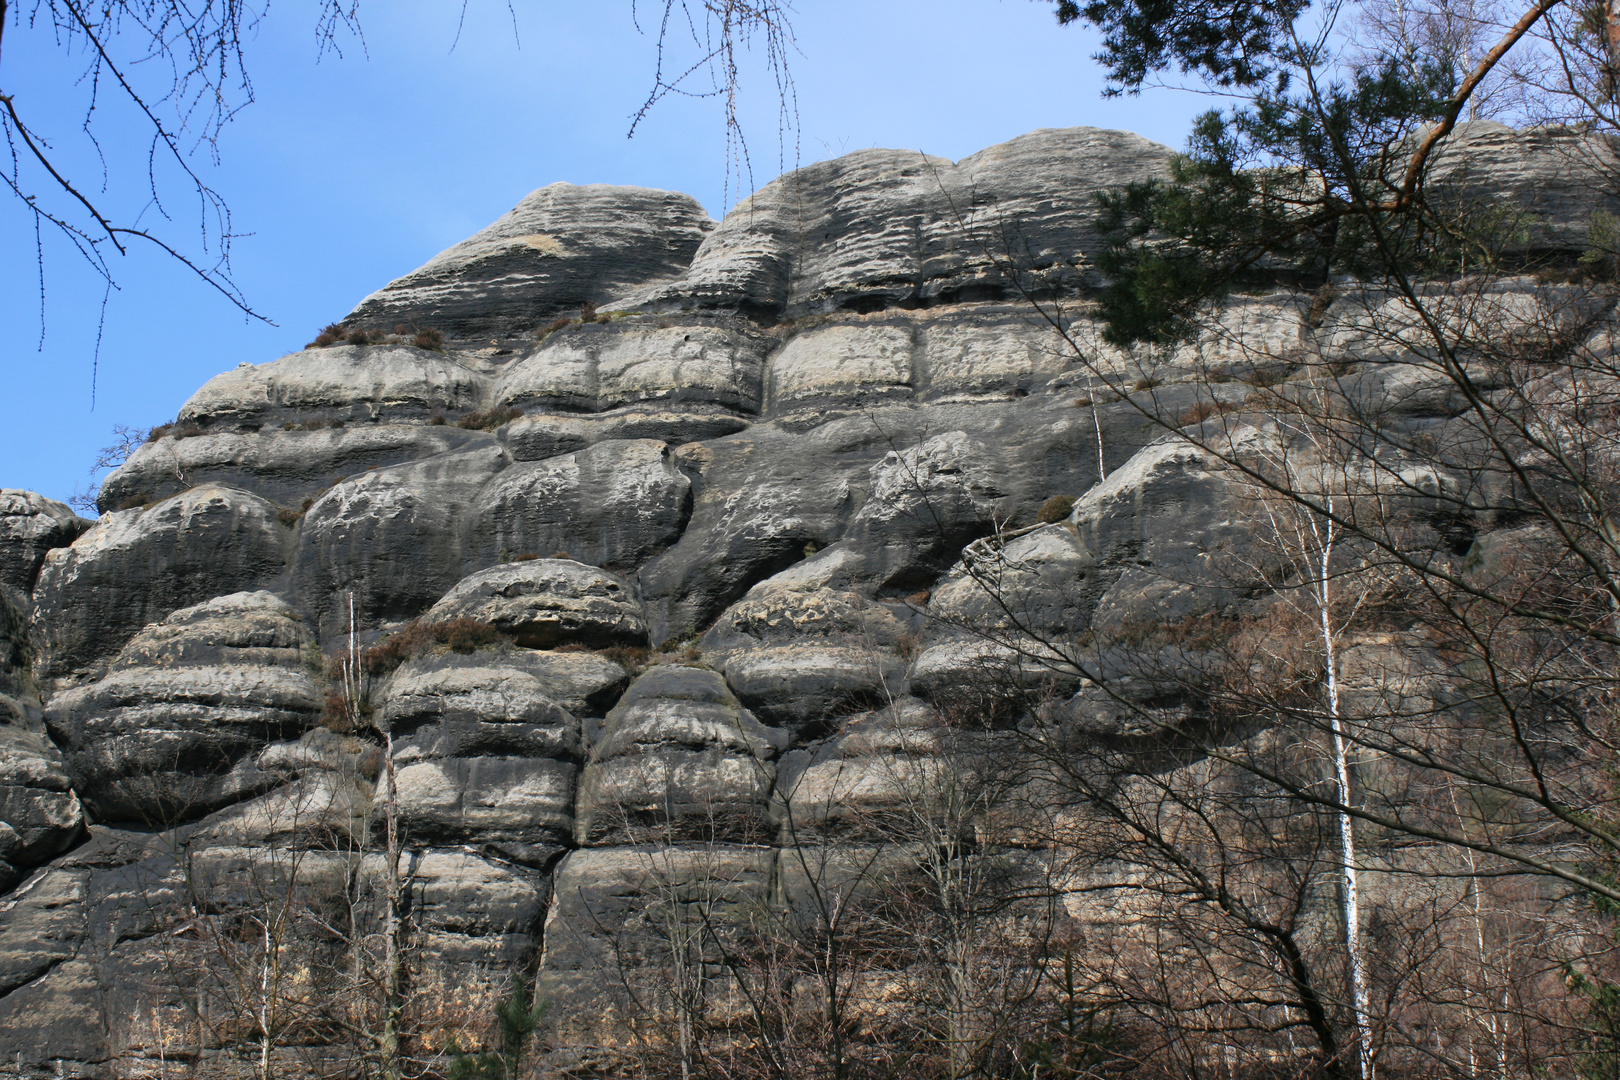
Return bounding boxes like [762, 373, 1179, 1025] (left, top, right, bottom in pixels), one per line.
[0, 1, 1204, 509]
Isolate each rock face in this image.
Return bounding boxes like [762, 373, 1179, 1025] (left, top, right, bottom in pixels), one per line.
[44, 591, 323, 823]
[575, 666, 785, 845]
[33, 485, 291, 685]
[345, 184, 716, 339]
[292, 442, 507, 638]
[700, 576, 913, 734]
[178, 344, 493, 427]
[424, 560, 648, 648]
[102, 421, 490, 511]
[470, 439, 692, 569]
[494, 319, 769, 414]
[0, 491, 89, 597]
[2, 123, 1613, 1076]
[1424, 121, 1620, 252]
[376, 647, 606, 852]
[614, 128, 1174, 318]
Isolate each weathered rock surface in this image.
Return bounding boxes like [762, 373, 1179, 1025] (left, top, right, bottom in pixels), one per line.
[292, 443, 507, 638]
[1066, 438, 1258, 630]
[0, 864, 104, 1063]
[2, 123, 1611, 1075]
[494, 319, 769, 413]
[773, 696, 943, 839]
[377, 648, 595, 850]
[178, 344, 493, 427]
[0, 588, 31, 711]
[538, 843, 775, 1035]
[0, 583, 83, 890]
[637, 392, 1151, 641]
[0, 491, 89, 596]
[379, 650, 595, 762]
[346, 183, 715, 339]
[1425, 121, 1620, 252]
[45, 591, 323, 823]
[0, 726, 84, 888]
[701, 576, 912, 734]
[424, 560, 647, 648]
[33, 485, 291, 684]
[614, 128, 1175, 318]
[470, 439, 691, 569]
[908, 437, 1261, 704]
[501, 405, 749, 460]
[102, 422, 493, 510]
[190, 727, 377, 846]
[392, 752, 577, 853]
[388, 848, 550, 996]
[576, 666, 784, 845]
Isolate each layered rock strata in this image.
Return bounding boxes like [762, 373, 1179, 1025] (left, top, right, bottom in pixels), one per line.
[0, 122, 1609, 1076]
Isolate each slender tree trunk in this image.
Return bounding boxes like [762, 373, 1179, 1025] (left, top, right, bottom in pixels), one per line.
[1448, 781, 1507, 1079]
[348, 591, 405, 1080]
[260, 920, 274, 1080]
[1608, 0, 1620, 101]
[1092, 399, 1107, 485]
[1317, 517, 1372, 1080]
[380, 729, 403, 1080]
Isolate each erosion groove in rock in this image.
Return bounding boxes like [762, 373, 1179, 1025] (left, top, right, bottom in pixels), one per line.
[2, 123, 1615, 1077]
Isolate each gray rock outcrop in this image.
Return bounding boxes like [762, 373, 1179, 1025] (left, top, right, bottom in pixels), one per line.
[494, 319, 769, 414]
[2, 122, 1613, 1077]
[45, 591, 323, 823]
[1424, 121, 1620, 252]
[424, 560, 647, 648]
[345, 184, 715, 339]
[292, 443, 507, 638]
[376, 648, 609, 852]
[0, 491, 90, 597]
[101, 422, 491, 510]
[179, 344, 493, 427]
[33, 485, 292, 684]
[700, 576, 913, 734]
[470, 439, 692, 569]
[575, 665, 785, 845]
[614, 128, 1175, 318]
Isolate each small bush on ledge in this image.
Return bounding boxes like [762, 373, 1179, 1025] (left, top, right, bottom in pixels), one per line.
[306, 322, 448, 350]
[340, 618, 511, 682]
[1037, 495, 1076, 523]
[146, 421, 207, 442]
[308, 323, 346, 348]
[457, 406, 524, 431]
[537, 316, 573, 340]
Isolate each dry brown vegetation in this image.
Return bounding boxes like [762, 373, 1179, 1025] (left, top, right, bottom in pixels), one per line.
[456, 405, 524, 431]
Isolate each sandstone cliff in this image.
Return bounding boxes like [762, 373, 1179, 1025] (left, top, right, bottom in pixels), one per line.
[1, 122, 1615, 1077]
